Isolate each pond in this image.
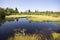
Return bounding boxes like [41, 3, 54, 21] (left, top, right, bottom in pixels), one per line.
[0, 18, 60, 40]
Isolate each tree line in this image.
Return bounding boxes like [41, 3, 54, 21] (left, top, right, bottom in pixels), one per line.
[0, 7, 19, 19]
[0, 7, 60, 19]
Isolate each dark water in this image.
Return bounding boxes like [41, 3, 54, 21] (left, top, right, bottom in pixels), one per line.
[0, 18, 60, 40]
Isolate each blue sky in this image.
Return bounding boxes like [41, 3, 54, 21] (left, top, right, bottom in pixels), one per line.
[0, 0, 60, 12]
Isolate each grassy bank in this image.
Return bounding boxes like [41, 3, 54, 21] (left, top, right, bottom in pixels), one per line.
[8, 33, 37, 40]
[28, 15, 60, 22]
[6, 15, 60, 22]
[6, 15, 27, 18]
[8, 32, 60, 40]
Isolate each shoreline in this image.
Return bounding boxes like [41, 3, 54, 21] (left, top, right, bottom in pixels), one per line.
[5, 15, 60, 22]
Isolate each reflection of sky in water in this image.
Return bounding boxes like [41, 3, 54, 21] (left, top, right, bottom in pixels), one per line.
[0, 18, 60, 40]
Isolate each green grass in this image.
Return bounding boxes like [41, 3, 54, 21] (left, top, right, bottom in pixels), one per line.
[52, 32, 60, 40]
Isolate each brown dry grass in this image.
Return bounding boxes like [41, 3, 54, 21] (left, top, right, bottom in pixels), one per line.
[6, 15, 60, 22]
[8, 31, 60, 40]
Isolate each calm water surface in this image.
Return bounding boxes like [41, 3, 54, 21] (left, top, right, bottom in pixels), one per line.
[0, 18, 60, 40]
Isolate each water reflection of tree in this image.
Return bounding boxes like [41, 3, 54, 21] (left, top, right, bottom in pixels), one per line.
[6, 18, 19, 22]
[6, 18, 15, 22]
[0, 19, 6, 26]
[56, 29, 60, 33]
[29, 20, 32, 23]
[16, 19, 18, 22]
[0, 18, 19, 26]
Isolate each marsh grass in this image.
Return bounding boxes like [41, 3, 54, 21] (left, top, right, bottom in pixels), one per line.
[52, 32, 60, 40]
[28, 15, 60, 22]
[6, 15, 60, 22]
[6, 15, 60, 40]
[8, 33, 38, 40]
[8, 31, 60, 40]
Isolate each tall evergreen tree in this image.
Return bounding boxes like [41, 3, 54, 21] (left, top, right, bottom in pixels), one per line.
[15, 8, 19, 13]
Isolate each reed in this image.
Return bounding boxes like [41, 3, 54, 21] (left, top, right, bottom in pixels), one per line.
[8, 31, 60, 40]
